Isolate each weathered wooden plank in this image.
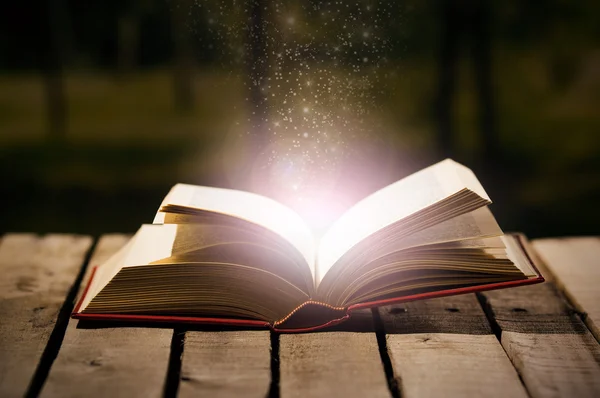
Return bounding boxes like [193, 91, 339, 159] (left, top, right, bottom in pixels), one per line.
[280, 330, 390, 398]
[381, 294, 528, 398]
[179, 331, 271, 397]
[0, 233, 92, 398]
[481, 280, 600, 397]
[180, 309, 382, 397]
[380, 293, 492, 335]
[533, 237, 600, 342]
[41, 234, 173, 398]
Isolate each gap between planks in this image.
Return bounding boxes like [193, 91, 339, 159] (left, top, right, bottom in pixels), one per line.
[379, 294, 528, 398]
[40, 235, 173, 398]
[477, 236, 600, 398]
[178, 309, 393, 398]
[532, 237, 600, 344]
[0, 234, 93, 398]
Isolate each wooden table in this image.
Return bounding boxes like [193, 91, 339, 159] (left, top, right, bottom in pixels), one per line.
[1, 234, 599, 398]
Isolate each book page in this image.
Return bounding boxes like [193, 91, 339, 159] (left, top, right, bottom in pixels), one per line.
[502, 235, 537, 277]
[316, 159, 490, 281]
[78, 224, 175, 312]
[352, 206, 503, 267]
[152, 223, 314, 295]
[123, 224, 177, 266]
[381, 206, 502, 253]
[316, 206, 506, 300]
[79, 223, 311, 321]
[153, 184, 316, 275]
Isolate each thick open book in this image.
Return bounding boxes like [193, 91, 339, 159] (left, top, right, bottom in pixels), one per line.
[73, 159, 544, 332]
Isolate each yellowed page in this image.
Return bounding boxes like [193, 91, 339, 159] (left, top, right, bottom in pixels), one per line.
[153, 184, 315, 275]
[383, 207, 502, 252]
[78, 224, 175, 311]
[503, 235, 537, 277]
[78, 233, 135, 311]
[317, 159, 491, 281]
[317, 207, 503, 293]
[123, 224, 177, 266]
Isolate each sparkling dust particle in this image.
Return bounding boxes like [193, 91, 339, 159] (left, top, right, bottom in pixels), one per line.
[187, 0, 401, 197]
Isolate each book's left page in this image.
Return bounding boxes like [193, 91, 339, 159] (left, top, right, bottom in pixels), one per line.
[154, 184, 316, 283]
[77, 224, 175, 312]
[77, 223, 312, 322]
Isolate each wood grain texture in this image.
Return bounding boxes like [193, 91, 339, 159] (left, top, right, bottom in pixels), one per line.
[0, 234, 92, 398]
[280, 332, 389, 398]
[381, 294, 527, 398]
[41, 235, 173, 398]
[481, 278, 600, 397]
[387, 333, 528, 398]
[533, 237, 600, 342]
[179, 331, 271, 398]
[380, 293, 492, 335]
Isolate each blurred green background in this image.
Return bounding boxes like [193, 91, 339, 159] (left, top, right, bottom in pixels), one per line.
[1, 0, 599, 238]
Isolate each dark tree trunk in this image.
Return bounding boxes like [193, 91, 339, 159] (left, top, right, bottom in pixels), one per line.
[436, 0, 496, 164]
[41, 0, 70, 143]
[117, 8, 140, 80]
[237, 0, 270, 192]
[470, 0, 496, 163]
[170, 0, 195, 112]
[247, 0, 269, 158]
[436, 0, 459, 159]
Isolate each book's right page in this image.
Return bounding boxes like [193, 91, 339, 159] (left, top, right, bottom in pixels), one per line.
[316, 159, 490, 283]
[338, 234, 543, 318]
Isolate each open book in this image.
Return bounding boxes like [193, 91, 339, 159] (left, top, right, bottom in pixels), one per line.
[73, 159, 544, 332]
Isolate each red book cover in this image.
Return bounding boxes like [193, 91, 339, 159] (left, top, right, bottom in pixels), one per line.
[72, 234, 544, 333]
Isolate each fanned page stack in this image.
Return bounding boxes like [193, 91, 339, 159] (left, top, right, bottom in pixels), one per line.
[73, 159, 544, 332]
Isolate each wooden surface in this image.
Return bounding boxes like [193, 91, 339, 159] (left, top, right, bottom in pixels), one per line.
[280, 331, 389, 398]
[179, 331, 271, 398]
[533, 238, 600, 343]
[0, 234, 92, 398]
[41, 235, 173, 398]
[381, 294, 527, 398]
[0, 234, 599, 398]
[481, 264, 600, 397]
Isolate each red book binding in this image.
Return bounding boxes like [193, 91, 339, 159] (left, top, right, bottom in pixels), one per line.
[72, 234, 545, 333]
